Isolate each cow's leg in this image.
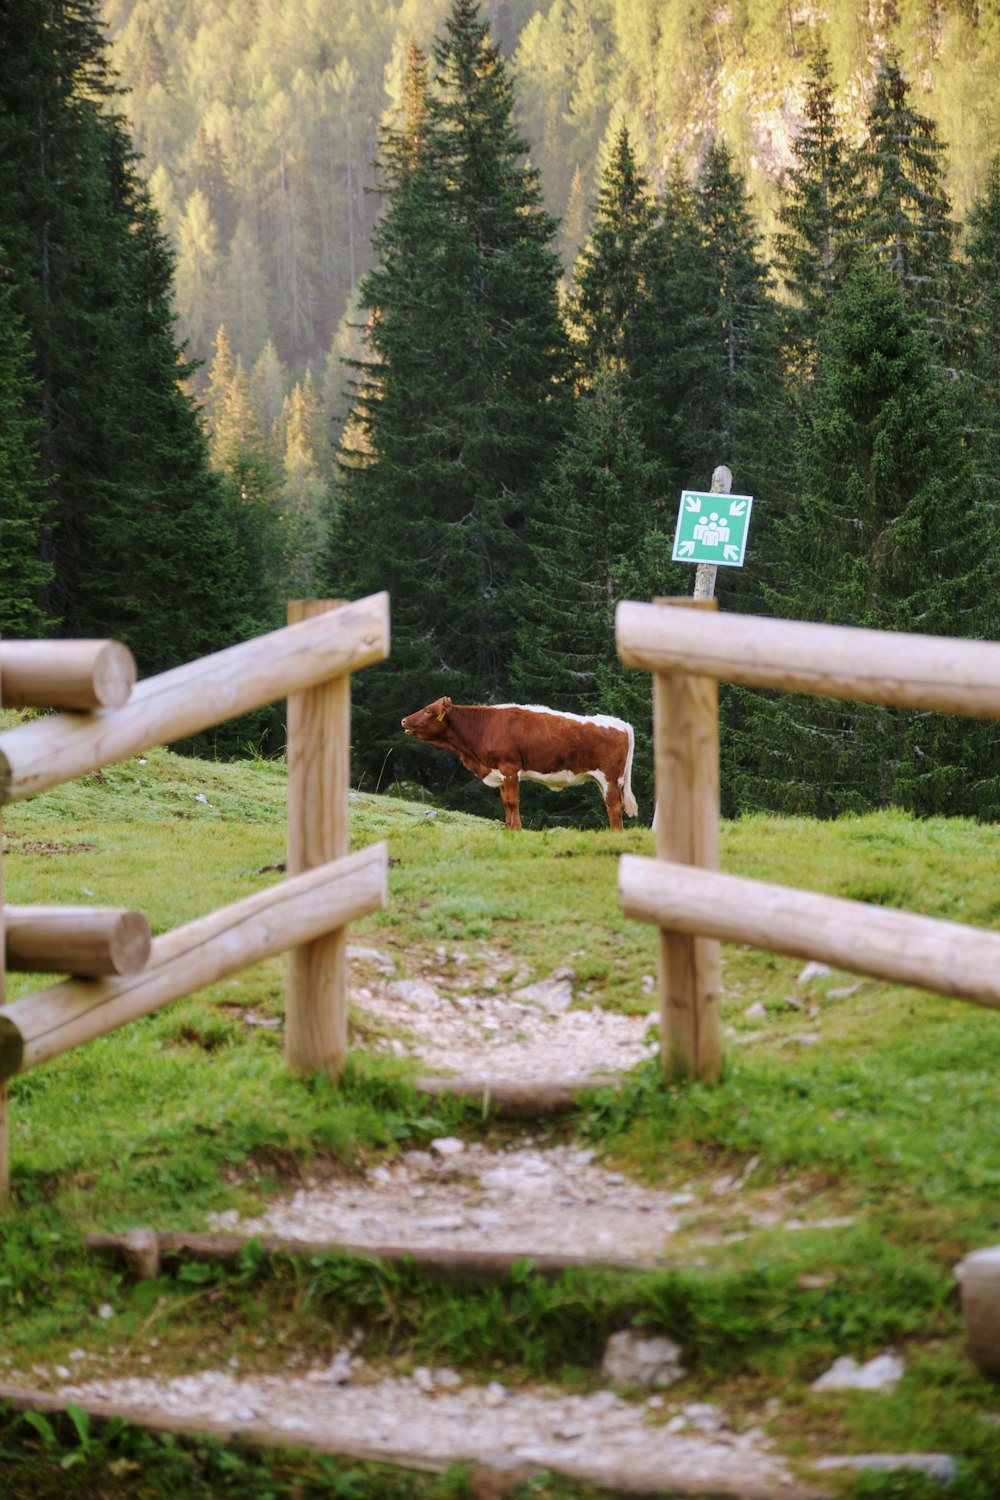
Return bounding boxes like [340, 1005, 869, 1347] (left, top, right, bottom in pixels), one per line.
[499, 772, 522, 830]
[603, 779, 625, 831]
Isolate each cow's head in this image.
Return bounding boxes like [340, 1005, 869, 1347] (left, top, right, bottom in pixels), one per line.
[401, 696, 453, 741]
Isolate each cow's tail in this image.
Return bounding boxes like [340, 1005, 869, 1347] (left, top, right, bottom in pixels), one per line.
[622, 722, 638, 818]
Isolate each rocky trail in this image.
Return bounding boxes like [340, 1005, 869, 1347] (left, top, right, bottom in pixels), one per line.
[2, 944, 959, 1497]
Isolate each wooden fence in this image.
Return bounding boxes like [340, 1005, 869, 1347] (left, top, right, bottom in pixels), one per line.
[0, 595, 391, 1201]
[615, 598, 1000, 1083]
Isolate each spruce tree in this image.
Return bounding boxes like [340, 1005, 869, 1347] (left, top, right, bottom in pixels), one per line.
[0, 0, 276, 693]
[736, 259, 1000, 818]
[772, 40, 856, 376]
[0, 281, 52, 635]
[859, 53, 958, 347]
[689, 141, 788, 615]
[570, 124, 656, 380]
[963, 157, 1000, 486]
[331, 9, 570, 795]
[512, 367, 679, 822]
[641, 160, 726, 495]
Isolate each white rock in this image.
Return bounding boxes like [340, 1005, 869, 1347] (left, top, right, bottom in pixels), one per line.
[388, 978, 440, 1006]
[681, 1402, 725, 1433]
[98, 1304, 115, 1320]
[483, 1381, 507, 1407]
[513, 970, 575, 1013]
[811, 1353, 904, 1393]
[797, 961, 831, 984]
[435, 1368, 462, 1388]
[743, 1001, 767, 1020]
[411, 1366, 435, 1392]
[430, 1136, 466, 1159]
[601, 1330, 686, 1390]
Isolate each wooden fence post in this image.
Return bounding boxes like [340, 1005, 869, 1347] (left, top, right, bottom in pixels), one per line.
[653, 598, 723, 1083]
[285, 601, 351, 1080]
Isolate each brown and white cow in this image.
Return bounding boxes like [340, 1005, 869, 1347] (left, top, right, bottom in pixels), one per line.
[400, 697, 638, 831]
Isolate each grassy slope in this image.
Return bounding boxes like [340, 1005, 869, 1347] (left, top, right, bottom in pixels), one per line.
[2, 743, 1000, 1495]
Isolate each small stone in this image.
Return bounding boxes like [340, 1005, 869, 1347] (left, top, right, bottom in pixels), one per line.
[388, 978, 440, 1006]
[743, 1001, 767, 1020]
[98, 1304, 115, 1320]
[797, 961, 831, 985]
[681, 1402, 725, 1433]
[483, 1381, 507, 1407]
[513, 971, 575, 1013]
[601, 1330, 686, 1390]
[230, 1408, 258, 1423]
[435, 1367, 462, 1388]
[811, 1352, 904, 1393]
[412, 1366, 435, 1392]
[430, 1136, 466, 1159]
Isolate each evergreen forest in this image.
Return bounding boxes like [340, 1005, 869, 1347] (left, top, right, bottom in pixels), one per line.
[3, 0, 1000, 818]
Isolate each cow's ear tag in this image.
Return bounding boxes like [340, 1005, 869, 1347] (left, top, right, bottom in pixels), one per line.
[437, 707, 447, 721]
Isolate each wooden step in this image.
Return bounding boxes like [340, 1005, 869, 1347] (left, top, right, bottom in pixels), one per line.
[86, 1228, 663, 1282]
[0, 1383, 830, 1500]
[415, 1074, 620, 1117]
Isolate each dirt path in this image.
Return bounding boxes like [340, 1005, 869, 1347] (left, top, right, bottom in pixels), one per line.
[25, 945, 903, 1496]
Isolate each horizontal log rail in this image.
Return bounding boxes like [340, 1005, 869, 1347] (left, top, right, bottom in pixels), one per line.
[4, 906, 151, 976]
[0, 591, 390, 805]
[0, 640, 136, 711]
[616, 602, 1000, 718]
[619, 855, 1000, 1010]
[0, 842, 388, 1081]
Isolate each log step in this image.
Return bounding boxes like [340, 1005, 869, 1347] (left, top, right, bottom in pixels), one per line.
[0, 1384, 830, 1499]
[415, 1074, 620, 1118]
[86, 1228, 663, 1282]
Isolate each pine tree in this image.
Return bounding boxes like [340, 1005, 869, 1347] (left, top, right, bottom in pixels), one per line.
[641, 159, 724, 494]
[0, 280, 52, 634]
[570, 124, 656, 379]
[963, 156, 1000, 485]
[688, 141, 788, 609]
[0, 0, 276, 696]
[512, 368, 681, 822]
[772, 40, 856, 374]
[859, 53, 958, 346]
[280, 372, 331, 597]
[331, 9, 570, 794]
[736, 258, 1000, 818]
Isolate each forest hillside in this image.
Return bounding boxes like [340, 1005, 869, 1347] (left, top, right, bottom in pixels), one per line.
[100, 0, 1000, 385]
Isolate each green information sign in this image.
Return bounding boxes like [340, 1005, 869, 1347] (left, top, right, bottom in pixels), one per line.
[671, 490, 754, 567]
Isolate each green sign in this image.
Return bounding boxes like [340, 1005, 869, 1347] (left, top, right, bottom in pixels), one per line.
[671, 490, 754, 567]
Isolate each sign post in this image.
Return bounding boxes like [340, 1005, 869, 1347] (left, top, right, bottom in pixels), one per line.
[671, 465, 754, 599]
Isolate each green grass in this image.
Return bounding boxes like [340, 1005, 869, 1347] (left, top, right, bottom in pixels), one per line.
[4, 741, 1000, 1494]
